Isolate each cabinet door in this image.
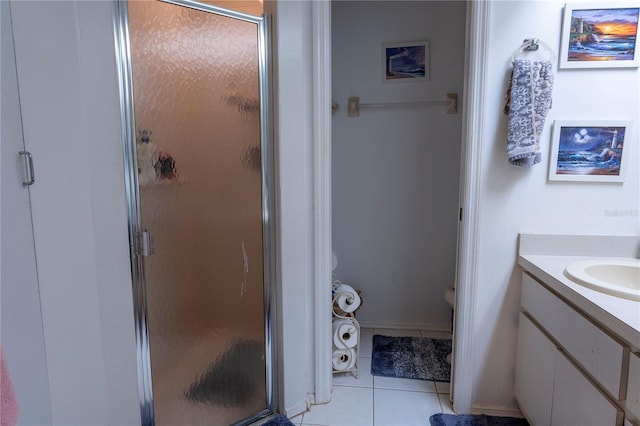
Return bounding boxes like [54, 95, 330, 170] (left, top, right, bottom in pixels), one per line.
[0, 1, 52, 423]
[515, 313, 555, 426]
[551, 350, 622, 426]
[627, 352, 640, 420]
[522, 273, 624, 399]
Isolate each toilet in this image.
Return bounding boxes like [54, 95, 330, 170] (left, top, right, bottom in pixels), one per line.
[445, 284, 455, 309]
[444, 284, 455, 363]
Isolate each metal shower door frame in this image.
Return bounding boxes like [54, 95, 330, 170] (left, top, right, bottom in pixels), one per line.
[112, 1, 277, 424]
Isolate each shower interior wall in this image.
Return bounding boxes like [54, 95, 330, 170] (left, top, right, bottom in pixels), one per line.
[331, 1, 466, 331]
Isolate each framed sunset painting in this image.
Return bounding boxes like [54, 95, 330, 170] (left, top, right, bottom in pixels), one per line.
[548, 121, 633, 182]
[560, 3, 640, 68]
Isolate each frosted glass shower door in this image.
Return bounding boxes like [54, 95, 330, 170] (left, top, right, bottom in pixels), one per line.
[126, 1, 271, 425]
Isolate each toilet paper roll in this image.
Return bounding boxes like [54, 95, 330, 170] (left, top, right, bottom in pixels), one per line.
[334, 284, 361, 313]
[332, 318, 358, 349]
[332, 348, 356, 371]
[332, 251, 338, 271]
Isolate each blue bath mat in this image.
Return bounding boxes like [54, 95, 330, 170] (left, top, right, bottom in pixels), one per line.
[260, 414, 295, 426]
[429, 414, 529, 426]
[371, 335, 451, 381]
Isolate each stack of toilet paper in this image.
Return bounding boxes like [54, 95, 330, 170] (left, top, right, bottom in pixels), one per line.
[332, 282, 362, 373]
[332, 283, 361, 315]
[331, 252, 361, 374]
[332, 318, 359, 371]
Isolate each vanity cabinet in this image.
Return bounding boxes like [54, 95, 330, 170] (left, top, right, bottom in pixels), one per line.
[515, 313, 555, 426]
[628, 353, 640, 420]
[516, 272, 629, 426]
[551, 347, 621, 425]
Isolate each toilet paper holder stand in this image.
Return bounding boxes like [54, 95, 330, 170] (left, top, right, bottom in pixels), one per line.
[332, 288, 361, 378]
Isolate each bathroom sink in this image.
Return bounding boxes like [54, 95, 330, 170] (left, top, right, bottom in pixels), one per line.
[564, 258, 640, 301]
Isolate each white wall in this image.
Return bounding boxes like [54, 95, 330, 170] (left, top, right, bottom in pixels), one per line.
[469, 0, 639, 414]
[10, 2, 141, 424]
[331, 1, 466, 330]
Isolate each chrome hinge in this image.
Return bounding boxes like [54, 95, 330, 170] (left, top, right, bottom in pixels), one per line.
[135, 230, 155, 256]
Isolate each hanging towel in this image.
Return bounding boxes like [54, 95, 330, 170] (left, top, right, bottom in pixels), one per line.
[505, 59, 554, 167]
[1, 346, 20, 426]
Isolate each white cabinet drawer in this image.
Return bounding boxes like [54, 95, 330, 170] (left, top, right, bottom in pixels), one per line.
[552, 349, 623, 426]
[628, 352, 640, 420]
[521, 273, 625, 399]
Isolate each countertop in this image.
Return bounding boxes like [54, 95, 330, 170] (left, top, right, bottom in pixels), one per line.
[518, 254, 640, 351]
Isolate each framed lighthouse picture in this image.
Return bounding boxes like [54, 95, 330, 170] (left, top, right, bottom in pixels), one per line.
[548, 120, 633, 182]
[560, 3, 640, 68]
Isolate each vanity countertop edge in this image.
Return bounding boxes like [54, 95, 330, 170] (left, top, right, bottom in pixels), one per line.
[518, 253, 640, 352]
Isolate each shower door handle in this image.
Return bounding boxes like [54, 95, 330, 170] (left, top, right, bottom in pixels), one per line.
[19, 151, 35, 186]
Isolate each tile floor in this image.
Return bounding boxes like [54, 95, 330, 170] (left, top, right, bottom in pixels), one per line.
[289, 328, 455, 426]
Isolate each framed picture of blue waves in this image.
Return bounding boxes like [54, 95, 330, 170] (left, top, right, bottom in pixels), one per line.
[548, 120, 633, 183]
[382, 40, 429, 83]
[560, 3, 640, 68]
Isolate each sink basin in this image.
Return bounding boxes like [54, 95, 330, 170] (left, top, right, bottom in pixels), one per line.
[564, 258, 640, 301]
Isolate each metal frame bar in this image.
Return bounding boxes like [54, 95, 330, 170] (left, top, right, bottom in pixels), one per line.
[112, 1, 276, 424]
[258, 13, 279, 416]
[162, 0, 261, 23]
[112, 2, 154, 423]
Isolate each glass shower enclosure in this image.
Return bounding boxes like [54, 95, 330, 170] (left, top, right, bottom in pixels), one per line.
[114, 1, 276, 425]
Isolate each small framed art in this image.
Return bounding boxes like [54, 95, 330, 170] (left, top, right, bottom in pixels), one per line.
[559, 3, 640, 69]
[548, 120, 632, 182]
[382, 40, 429, 83]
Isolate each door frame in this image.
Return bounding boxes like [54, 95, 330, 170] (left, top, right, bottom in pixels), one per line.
[311, 0, 333, 406]
[311, 0, 490, 413]
[113, 1, 278, 424]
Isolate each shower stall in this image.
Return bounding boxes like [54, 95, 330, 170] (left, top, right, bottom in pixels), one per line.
[114, 1, 276, 424]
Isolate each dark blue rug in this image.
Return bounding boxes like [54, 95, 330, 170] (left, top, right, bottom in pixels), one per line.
[260, 413, 295, 426]
[371, 335, 451, 381]
[429, 414, 529, 426]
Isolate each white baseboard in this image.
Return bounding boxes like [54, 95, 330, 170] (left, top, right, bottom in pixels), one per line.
[470, 404, 525, 419]
[284, 401, 308, 419]
[357, 320, 451, 333]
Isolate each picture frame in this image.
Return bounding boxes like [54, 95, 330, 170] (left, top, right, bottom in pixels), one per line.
[559, 3, 640, 69]
[382, 40, 429, 83]
[548, 120, 633, 182]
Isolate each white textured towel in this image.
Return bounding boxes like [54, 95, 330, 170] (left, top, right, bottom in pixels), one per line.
[505, 59, 554, 167]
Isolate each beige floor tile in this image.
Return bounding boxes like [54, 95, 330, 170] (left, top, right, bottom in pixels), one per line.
[302, 385, 373, 426]
[435, 381, 450, 394]
[439, 394, 455, 414]
[374, 388, 442, 425]
[374, 376, 436, 393]
[359, 332, 373, 357]
[333, 356, 373, 388]
[289, 413, 304, 425]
